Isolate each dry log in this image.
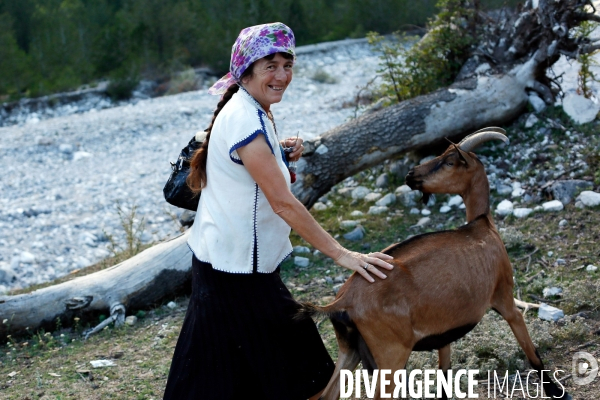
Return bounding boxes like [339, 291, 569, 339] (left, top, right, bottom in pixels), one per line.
[0, 233, 192, 336]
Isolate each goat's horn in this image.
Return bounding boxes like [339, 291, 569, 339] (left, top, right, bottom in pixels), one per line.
[458, 127, 509, 152]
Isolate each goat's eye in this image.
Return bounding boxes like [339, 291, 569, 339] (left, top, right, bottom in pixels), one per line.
[445, 161, 454, 167]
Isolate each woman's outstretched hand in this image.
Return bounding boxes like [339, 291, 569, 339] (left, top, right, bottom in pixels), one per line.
[334, 249, 394, 283]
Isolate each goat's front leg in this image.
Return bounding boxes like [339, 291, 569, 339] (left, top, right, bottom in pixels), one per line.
[438, 345, 452, 400]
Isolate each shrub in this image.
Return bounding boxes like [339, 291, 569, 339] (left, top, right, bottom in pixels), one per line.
[367, 0, 480, 105]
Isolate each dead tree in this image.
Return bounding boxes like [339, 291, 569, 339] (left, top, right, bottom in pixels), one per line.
[293, 0, 600, 208]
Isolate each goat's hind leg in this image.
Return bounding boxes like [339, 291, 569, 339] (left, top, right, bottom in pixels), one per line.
[320, 313, 361, 400]
[493, 297, 571, 399]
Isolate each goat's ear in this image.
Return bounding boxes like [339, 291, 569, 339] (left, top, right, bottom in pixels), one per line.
[453, 144, 470, 166]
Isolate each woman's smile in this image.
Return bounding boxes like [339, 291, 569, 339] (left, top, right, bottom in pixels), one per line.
[241, 53, 293, 111]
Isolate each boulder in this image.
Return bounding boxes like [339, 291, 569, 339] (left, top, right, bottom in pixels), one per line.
[375, 193, 396, 207]
[447, 195, 463, 207]
[544, 180, 593, 205]
[294, 256, 310, 267]
[562, 92, 600, 124]
[538, 303, 564, 322]
[368, 206, 388, 215]
[528, 93, 546, 112]
[343, 226, 365, 241]
[313, 202, 328, 210]
[375, 173, 389, 188]
[364, 192, 382, 202]
[293, 246, 311, 254]
[495, 199, 514, 216]
[577, 191, 600, 207]
[542, 200, 564, 212]
[524, 113, 539, 128]
[513, 208, 533, 218]
[351, 186, 370, 199]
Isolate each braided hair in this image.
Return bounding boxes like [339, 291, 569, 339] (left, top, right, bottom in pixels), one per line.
[187, 84, 239, 194]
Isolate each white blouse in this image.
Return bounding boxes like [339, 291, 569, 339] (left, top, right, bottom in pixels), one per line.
[187, 87, 293, 273]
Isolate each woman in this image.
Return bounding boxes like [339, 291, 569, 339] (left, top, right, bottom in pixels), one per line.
[163, 22, 393, 400]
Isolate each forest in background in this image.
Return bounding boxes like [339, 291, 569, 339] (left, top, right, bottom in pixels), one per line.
[0, 0, 518, 101]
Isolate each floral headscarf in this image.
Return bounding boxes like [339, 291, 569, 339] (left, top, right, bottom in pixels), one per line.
[208, 22, 296, 95]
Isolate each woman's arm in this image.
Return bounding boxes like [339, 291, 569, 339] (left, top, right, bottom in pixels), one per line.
[237, 135, 393, 282]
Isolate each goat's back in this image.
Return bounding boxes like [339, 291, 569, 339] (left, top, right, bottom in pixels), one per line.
[334, 215, 510, 342]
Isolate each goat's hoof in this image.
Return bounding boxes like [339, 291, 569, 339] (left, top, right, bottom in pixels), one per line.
[556, 393, 572, 400]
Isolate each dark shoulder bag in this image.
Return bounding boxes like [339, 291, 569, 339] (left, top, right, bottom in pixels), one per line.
[163, 134, 204, 211]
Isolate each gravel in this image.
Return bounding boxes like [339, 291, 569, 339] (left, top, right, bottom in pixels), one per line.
[0, 39, 381, 291]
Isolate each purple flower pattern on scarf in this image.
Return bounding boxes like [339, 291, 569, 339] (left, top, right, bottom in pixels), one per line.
[208, 22, 296, 95]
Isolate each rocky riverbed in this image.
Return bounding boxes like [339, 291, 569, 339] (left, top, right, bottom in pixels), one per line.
[1, 35, 599, 293]
[0, 38, 382, 292]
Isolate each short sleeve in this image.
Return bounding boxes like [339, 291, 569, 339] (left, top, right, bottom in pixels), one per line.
[225, 107, 275, 165]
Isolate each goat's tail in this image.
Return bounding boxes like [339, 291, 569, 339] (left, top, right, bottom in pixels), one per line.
[295, 296, 346, 321]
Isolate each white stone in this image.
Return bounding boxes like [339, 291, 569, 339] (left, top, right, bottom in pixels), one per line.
[312, 202, 328, 210]
[496, 184, 512, 196]
[294, 256, 310, 268]
[73, 151, 92, 161]
[395, 185, 412, 195]
[19, 251, 36, 264]
[558, 219, 568, 227]
[59, 144, 74, 154]
[542, 200, 564, 212]
[562, 92, 600, 124]
[495, 199, 514, 216]
[421, 209, 431, 216]
[543, 287, 562, 298]
[167, 301, 177, 309]
[364, 192, 382, 202]
[586, 265, 598, 272]
[340, 220, 359, 229]
[125, 316, 138, 326]
[439, 205, 451, 213]
[513, 208, 533, 218]
[409, 208, 420, 215]
[577, 191, 600, 207]
[90, 360, 116, 368]
[512, 187, 525, 198]
[315, 144, 329, 154]
[538, 303, 564, 322]
[351, 186, 370, 199]
[447, 195, 463, 207]
[524, 113, 539, 128]
[368, 206, 388, 215]
[415, 217, 430, 227]
[293, 246, 311, 254]
[375, 193, 396, 207]
[528, 93, 546, 112]
[349, 210, 364, 217]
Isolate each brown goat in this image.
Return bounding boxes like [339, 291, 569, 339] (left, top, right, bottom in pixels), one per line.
[302, 128, 570, 400]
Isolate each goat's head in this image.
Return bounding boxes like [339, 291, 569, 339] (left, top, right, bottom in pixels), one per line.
[405, 128, 508, 201]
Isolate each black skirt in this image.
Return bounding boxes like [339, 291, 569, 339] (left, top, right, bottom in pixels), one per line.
[163, 256, 334, 400]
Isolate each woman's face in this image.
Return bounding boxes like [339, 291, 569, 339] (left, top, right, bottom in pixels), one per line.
[241, 53, 293, 111]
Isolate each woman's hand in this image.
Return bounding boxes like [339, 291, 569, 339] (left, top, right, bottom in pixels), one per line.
[281, 137, 304, 162]
[334, 249, 394, 283]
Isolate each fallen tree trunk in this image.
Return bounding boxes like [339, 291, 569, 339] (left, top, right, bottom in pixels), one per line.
[0, 233, 192, 336]
[292, 73, 528, 207]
